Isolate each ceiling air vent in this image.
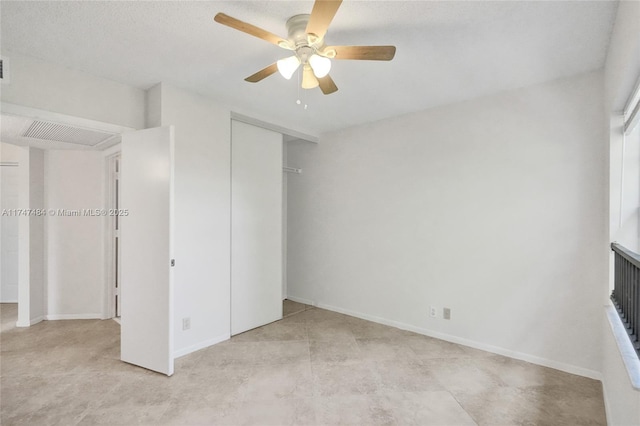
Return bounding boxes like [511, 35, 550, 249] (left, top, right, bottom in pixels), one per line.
[22, 120, 115, 146]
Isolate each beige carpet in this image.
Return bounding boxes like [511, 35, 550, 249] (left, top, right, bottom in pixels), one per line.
[1, 302, 606, 425]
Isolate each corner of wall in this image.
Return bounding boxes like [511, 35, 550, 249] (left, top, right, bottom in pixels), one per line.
[145, 83, 162, 129]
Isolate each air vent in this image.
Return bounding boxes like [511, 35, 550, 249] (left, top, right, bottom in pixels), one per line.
[22, 120, 115, 146]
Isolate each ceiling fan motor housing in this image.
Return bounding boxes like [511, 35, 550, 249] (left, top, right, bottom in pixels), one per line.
[285, 14, 326, 62]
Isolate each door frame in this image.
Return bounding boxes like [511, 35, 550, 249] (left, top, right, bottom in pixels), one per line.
[103, 144, 121, 319]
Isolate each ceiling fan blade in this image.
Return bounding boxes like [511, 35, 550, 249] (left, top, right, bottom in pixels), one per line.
[325, 45, 396, 61]
[244, 63, 279, 83]
[214, 13, 288, 48]
[306, 0, 343, 40]
[318, 75, 338, 95]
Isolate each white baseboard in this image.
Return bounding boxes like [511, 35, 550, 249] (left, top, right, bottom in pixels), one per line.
[311, 300, 602, 381]
[0, 299, 18, 303]
[16, 315, 44, 327]
[173, 333, 230, 359]
[45, 313, 103, 320]
[285, 295, 316, 307]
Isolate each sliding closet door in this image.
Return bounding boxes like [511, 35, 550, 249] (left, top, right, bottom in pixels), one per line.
[231, 120, 282, 335]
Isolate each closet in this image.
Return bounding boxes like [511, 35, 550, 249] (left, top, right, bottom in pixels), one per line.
[231, 120, 283, 335]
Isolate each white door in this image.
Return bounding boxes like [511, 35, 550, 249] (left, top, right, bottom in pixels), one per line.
[120, 126, 174, 376]
[231, 121, 283, 335]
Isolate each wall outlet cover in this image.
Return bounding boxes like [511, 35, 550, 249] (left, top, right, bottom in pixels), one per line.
[443, 308, 451, 320]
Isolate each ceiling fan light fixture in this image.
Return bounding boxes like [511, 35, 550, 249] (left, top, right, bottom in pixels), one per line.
[301, 64, 319, 89]
[214, 0, 397, 95]
[322, 48, 337, 59]
[309, 54, 331, 78]
[277, 55, 301, 80]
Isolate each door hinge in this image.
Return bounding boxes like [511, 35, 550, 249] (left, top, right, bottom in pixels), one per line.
[171, 259, 175, 267]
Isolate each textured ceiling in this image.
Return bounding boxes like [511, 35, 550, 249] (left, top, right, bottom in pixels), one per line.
[1, 1, 618, 135]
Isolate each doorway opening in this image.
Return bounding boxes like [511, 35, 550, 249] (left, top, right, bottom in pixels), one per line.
[106, 152, 121, 320]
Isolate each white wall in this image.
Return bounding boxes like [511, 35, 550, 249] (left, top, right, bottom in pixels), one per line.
[602, 314, 640, 425]
[0, 143, 23, 163]
[1, 51, 145, 129]
[17, 146, 31, 326]
[287, 71, 606, 377]
[603, 1, 640, 424]
[45, 150, 104, 319]
[148, 83, 232, 357]
[0, 143, 22, 302]
[15, 147, 46, 326]
[29, 149, 45, 322]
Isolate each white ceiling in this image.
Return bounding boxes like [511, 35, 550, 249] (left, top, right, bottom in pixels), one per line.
[0, 1, 618, 135]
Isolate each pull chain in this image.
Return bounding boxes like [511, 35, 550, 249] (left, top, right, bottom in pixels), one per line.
[296, 68, 301, 105]
[295, 68, 308, 110]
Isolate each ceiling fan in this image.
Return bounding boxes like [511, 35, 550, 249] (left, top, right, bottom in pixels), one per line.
[214, 0, 396, 95]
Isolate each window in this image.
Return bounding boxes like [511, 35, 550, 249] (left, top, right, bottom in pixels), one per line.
[612, 76, 640, 359]
[624, 78, 640, 135]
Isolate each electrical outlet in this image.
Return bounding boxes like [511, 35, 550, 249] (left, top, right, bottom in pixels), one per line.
[443, 308, 451, 320]
[429, 306, 437, 318]
[182, 317, 191, 330]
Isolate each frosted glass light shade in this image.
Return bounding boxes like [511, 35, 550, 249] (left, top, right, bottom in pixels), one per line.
[309, 54, 331, 78]
[301, 65, 319, 89]
[277, 55, 301, 80]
